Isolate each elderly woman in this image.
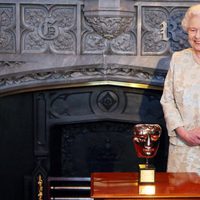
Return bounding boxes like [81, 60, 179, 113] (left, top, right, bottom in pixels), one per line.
[160, 4, 200, 174]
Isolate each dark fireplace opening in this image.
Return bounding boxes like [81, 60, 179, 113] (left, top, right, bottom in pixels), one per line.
[49, 121, 167, 177]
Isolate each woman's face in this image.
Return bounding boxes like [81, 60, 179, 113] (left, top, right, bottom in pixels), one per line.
[188, 15, 200, 53]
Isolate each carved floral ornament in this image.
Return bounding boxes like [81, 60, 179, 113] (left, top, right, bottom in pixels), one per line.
[83, 0, 135, 40]
[0, 64, 165, 96]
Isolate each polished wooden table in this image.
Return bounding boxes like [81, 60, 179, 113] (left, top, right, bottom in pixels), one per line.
[91, 172, 200, 199]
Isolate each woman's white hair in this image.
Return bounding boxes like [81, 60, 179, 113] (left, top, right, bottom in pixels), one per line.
[182, 4, 200, 31]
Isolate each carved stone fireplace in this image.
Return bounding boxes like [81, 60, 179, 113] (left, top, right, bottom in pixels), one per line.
[33, 84, 168, 199]
[0, 0, 196, 200]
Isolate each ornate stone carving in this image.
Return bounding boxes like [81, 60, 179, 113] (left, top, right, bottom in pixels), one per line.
[0, 64, 165, 94]
[21, 5, 76, 54]
[168, 8, 190, 52]
[0, 60, 25, 67]
[142, 7, 169, 55]
[82, 15, 136, 54]
[111, 32, 136, 54]
[0, 5, 16, 53]
[0, 1, 194, 96]
[142, 6, 191, 55]
[82, 32, 107, 54]
[82, 0, 136, 54]
[97, 90, 118, 112]
[85, 16, 133, 40]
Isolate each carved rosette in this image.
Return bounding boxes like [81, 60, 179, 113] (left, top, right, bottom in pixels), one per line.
[21, 5, 76, 54]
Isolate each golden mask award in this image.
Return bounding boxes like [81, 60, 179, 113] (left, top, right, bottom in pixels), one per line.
[132, 124, 161, 184]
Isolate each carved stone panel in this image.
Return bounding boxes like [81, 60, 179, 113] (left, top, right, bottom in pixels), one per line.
[142, 7, 169, 55]
[168, 7, 190, 52]
[142, 6, 190, 55]
[21, 4, 77, 54]
[82, 13, 137, 55]
[0, 4, 16, 53]
[46, 86, 164, 123]
[0, 1, 196, 96]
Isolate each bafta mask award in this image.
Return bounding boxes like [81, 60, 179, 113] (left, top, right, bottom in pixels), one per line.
[132, 124, 161, 183]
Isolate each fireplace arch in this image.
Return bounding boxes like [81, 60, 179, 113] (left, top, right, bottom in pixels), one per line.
[32, 83, 168, 199]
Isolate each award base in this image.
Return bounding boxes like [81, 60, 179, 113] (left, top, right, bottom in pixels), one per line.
[138, 164, 155, 184]
[139, 184, 156, 195]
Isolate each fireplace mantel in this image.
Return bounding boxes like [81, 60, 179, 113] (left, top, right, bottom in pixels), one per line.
[0, 54, 167, 96]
